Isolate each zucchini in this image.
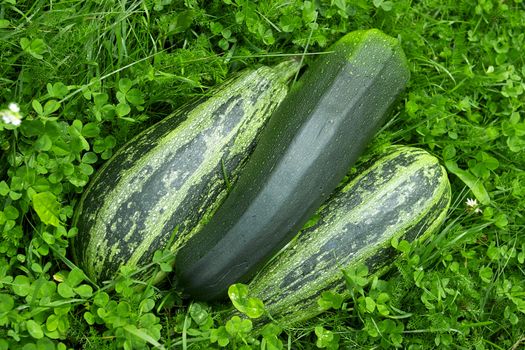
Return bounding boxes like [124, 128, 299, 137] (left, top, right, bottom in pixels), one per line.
[175, 29, 410, 300]
[248, 146, 451, 325]
[72, 61, 300, 283]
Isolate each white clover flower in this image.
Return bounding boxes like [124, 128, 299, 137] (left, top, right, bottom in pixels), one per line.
[8, 103, 20, 113]
[466, 198, 478, 208]
[10, 115, 21, 126]
[2, 113, 21, 126]
[1, 112, 10, 123]
[1, 103, 23, 126]
[466, 198, 482, 214]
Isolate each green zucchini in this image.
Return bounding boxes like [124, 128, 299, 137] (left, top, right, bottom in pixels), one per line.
[248, 146, 451, 325]
[71, 61, 300, 283]
[175, 29, 410, 301]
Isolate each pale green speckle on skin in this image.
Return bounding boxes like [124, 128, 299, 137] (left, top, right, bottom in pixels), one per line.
[248, 146, 451, 325]
[76, 61, 300, 282]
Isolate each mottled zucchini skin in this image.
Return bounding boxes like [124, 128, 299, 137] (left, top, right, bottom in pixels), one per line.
[248, 146, 451, 325]
[175, 29, 410, 301]
[72, 61, 299, 283]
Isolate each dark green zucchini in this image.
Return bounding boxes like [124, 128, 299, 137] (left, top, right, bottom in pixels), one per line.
[248, 146, 451, 325]
[175, 29, 411, 300]
[71, 61, 300, 283]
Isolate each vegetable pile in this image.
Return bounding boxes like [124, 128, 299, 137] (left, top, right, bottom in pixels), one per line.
[72, 29, 449, 325]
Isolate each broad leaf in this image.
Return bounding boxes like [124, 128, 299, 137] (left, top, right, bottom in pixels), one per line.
[32, 191, 61, 227]
[445, 161, 490, 205]
[228, 283, 265, 319]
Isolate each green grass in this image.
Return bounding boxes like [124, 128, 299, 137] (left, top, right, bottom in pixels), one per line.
[1, 0, 524, 349]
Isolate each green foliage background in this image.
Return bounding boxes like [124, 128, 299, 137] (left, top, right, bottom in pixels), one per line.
[0, 0, 524, 348]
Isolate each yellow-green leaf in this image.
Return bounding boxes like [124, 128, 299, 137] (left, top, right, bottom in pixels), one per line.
[32, 191, 61, 227]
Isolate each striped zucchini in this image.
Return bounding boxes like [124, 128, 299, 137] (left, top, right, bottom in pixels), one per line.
[175, 29, 410, 301]
[72, 61, 300, 283]
[247, 146, 451, 325]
